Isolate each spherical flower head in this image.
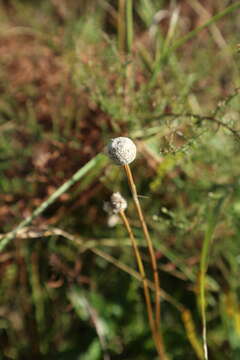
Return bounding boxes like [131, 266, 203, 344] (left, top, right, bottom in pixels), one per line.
[107, 137, 136, 165]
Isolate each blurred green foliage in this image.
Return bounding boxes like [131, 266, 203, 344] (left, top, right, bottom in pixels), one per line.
[0, 0, 240, 359]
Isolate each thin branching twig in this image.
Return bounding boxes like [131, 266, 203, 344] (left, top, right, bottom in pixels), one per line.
[138, 112, 240, 141]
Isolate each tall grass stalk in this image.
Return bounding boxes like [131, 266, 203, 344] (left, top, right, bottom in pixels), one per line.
[118, 0, 126, 53]
[181, 309, 204, 360]
[119, 209, 165, 359]
[126, 0, 133, 53]
[123, 163, 165, 356]
[199, 197, 225, 360]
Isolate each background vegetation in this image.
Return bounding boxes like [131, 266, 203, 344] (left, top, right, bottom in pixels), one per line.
[0, 0, 240, 359]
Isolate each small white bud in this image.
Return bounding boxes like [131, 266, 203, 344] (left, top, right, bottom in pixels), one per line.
[103, 192, 127, 215]
[110, 192, 127, 214]
[107, 137, 136, 165]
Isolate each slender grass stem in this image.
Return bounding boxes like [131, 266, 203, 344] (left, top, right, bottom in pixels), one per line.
[172, 2, 240, 52]
[118, 0, 126, 53]
[150, 2, 240, 86]
[126, 0, 133, 53]
[119, 210, 163, 359]
[123, 164, 166, 359]
[199, 197, 225, 360]
[181, 309, 204, 360]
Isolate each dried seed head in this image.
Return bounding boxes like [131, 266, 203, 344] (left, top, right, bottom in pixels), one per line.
[107, 137, 136, 165]
[103, 192, 127, 215]
[110, 192, 127, 214]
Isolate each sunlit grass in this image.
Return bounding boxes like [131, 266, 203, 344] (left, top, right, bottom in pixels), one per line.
[0, 0, 240, 359]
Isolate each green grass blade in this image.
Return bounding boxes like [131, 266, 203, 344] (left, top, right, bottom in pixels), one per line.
[172, 2, 240, 52]
[199, 197, 225, 360]
[0, 153, 107, 252]
[151, 1, 240, 85]
[118, 0, 126, 53]
[126, 0, 133, 53]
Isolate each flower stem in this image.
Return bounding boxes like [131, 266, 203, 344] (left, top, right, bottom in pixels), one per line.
[123, 164, 166, 359]
[119, 210, 162, 359]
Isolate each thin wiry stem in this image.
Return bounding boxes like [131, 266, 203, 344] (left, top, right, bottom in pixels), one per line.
[123, 164, 166, 359]
[123, 164, 161, 321]
[136, 110, 240, 141]
[119, 210, 162, 359]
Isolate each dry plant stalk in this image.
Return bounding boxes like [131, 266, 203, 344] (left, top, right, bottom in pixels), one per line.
[107, 138, 166, 359]
[104, 192, 163, 358]
[123, 163, 161, 323]
[123, 164, 165, 358]
[119, 208, 164, 359]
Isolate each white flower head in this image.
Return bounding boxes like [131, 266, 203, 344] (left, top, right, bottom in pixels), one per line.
[103, 192, 127, 215]
[107, 137, 136, 165]
[110, 192, 127, 214]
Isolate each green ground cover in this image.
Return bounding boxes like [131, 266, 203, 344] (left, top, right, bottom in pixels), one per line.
[0, 1, 240, 359]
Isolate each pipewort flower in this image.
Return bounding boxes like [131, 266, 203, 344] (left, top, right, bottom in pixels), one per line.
[107, 137, 136, 165]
